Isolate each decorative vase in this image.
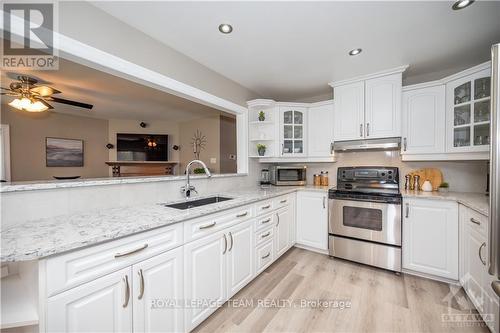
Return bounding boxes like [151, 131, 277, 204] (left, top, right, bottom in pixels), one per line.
[422, 180, 433, 192]
[438, 187, 449, 193]
[257, 147, 266, 156]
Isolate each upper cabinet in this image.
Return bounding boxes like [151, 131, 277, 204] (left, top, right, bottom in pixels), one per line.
[446, 68, 491, 153]
[307, 101, 334, 157]
[279, 106, 307, 156]
[332, 82, 365, 141]
[364, 74, 402, 139]
[401, 84, 446, 155]
[330, 67, 406, 142]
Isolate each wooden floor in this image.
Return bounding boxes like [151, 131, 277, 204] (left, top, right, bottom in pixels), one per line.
[194, 247, 490, 333]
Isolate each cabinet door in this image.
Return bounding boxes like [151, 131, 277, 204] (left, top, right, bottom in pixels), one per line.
[308, 102, 334, 157]
[280, 106, 307, 156]
[402, 85, 445, 155]
[402, 198, 458, 280]
[333, 82, 365, 141]
[364, 73, 402, 139]
[47, 267, 133, 333]
[463, 226, 488, 313]
[296, 191, 328, 250]
[446, 68, 491, 152]
[226, 220, 254, 298]
[132, 247, 183, 333]
[275, 207, 291, 257]
[184, 231, 227, 331]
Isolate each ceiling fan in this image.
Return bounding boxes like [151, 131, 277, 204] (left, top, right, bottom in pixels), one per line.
[1, 75, 93, 112]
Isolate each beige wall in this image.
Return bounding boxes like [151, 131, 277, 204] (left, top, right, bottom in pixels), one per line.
[219, 116, 237, 173]
[1, 107, 109, 181]
[179, 116, 221, 174]
[108, 119, 180, 174]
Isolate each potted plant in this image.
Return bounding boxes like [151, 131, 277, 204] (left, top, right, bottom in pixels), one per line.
[438, 182, 449, 193]
[258, 110, 265, 122]
[257, 144, 266, 156]
[193, 167, 207, 174]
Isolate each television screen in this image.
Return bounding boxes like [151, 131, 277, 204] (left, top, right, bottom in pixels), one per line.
[116, 133, 168, 161]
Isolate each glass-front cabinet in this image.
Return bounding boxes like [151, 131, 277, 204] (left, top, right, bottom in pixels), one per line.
[447, 68, 491, 152]
[280, 106, 306, 156]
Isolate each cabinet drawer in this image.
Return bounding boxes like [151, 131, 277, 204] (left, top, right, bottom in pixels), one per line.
[467, 209, 488, 237]
[274, 195, 290, 210]
[256, 240, 274, 274]
[184, 205, 254, 242]
[256, 200, 274, 216]
[255, 213, 275, 231]
[255, 225, 274, 246]
[46, 223, 183, 296]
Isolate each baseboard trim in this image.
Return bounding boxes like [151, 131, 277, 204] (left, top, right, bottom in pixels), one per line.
[402, 269, 460, 286]
[293, 243, 329, 255]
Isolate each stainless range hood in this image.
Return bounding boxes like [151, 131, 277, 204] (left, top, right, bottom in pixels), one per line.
[333, 137, 401, 151]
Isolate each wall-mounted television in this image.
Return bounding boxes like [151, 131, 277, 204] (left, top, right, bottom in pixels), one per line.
[116, 133, 168, 161]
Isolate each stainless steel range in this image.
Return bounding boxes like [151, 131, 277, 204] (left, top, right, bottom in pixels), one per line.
[328, 166, 402, 272]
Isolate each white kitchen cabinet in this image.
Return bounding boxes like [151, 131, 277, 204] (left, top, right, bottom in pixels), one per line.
[402, 198, 458, 280]
[446, 67, 491, 153]
[47, 267, 133, 333]
[296, 191, 328, 251]
[280, 106, 307, 156]
[364, 73, 402, 139]
[132, 247, 183, 333]
[275, 207, 292, 257]
[184, 230, 227, 331]
[333, 81, 365, 141]
[226, 220, 254, 298]
[401, 85, 446, 155]
[307, 101, 334, 157]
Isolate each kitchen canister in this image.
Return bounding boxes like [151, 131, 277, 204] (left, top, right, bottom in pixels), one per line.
[422, 180, 433, 192]
[321, 171, 329, 186]
[313, 174, 321, 186]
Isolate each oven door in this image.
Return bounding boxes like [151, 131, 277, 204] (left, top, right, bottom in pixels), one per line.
[329, 198, 401, 246]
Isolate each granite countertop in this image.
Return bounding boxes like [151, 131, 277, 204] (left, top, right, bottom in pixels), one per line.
[0, 185, 328, 262]
[401, 190, 489, 216]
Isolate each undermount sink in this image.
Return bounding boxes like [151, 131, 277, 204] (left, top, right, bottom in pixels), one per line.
[165, 196, 233, 210]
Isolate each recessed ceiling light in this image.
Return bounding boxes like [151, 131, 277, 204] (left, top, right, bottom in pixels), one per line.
[349, 48, 362, 56]
[218, 23, 233, 34]
[452, 0, 474, 10]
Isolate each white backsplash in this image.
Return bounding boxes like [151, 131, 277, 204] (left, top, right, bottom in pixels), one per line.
[303, 151, 488, 193]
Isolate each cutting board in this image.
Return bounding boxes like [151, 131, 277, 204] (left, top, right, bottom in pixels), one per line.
[410, 168, 443, 191]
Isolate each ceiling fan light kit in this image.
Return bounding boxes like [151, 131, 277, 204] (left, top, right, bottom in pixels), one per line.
[2, 75, 93, 113]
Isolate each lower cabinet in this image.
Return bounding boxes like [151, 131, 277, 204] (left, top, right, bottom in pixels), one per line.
[275, 207, 291, 257]
[47, 267, 133, 333]
[184, 219, 254, 332]
[296, 191, 328, 251]
[402, 198, 458, 280]
[133, 248, 184, 333]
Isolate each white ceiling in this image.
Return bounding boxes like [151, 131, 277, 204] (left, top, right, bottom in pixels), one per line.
[92, 1, 500, 101]
[0, 56, 229, 121]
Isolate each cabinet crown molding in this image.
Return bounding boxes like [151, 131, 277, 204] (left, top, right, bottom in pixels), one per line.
[328, 65, 409, 88]
[247, 99, 276, 108]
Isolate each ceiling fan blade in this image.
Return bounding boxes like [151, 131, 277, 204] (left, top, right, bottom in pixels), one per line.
[45, 96, 93, 110]
[30, 85, 61, 97]
[34, 97, 54, 109]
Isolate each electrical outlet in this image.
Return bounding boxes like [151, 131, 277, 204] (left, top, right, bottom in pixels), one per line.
[210, 158, 217, 164]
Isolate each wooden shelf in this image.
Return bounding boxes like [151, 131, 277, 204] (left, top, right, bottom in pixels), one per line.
[249, 121, 274, 125]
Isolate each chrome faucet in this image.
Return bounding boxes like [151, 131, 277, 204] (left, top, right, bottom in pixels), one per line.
[181, 160, 212, 198]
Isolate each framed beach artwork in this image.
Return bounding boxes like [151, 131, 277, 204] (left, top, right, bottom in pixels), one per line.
[46, 137, 84, 167]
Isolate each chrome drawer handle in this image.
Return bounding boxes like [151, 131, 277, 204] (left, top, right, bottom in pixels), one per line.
[276, 213, 280, 227]
[199, 222, 216, 229]
[280, 199, 287, 204]
[123, 275, 130, 308]
[261, 218, 271, 224]
[115, 244, 148, 258]
[237, 212, 248, 217]
[138, 269, 145, 300]
[261, 232, 271, 238]
[228, 232, 234, 252]
[366, 123, 370, 137]
[261, 252, 271, 259]
[470, 218, 481, 226]
[405, 203, 409, 218]
[360, 124, 363, 137]
[222, 234, 227, 254]
[261, 205, 271, 210]
[479, 242, 486, 265]
[403, 137, 407, 151]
